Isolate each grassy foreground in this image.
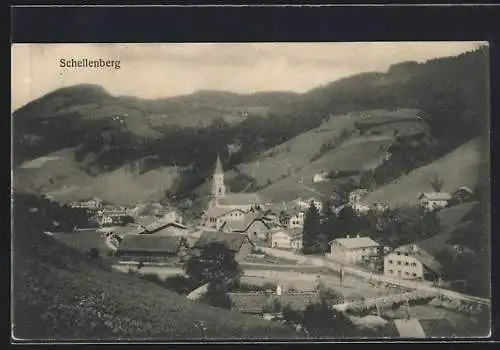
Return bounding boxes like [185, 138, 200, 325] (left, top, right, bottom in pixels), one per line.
[12, 220, 301, 341]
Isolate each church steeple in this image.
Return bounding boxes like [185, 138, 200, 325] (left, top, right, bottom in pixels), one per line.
[211, 153, 226, 199]
[214, 153, 224, 175]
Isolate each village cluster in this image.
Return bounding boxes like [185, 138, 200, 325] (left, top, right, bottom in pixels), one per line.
[69, 154, 477, 286]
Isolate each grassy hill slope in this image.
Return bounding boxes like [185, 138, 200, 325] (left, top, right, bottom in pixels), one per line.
[237, 108, 425, 187]
[252, 108, 430, 202]
[362, 137, 488, 207]
[12, 205, 300, 340]
[14, 148, 180, 206]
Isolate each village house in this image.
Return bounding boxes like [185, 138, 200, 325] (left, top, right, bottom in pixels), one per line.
[219, 216, 271, 242]
[281, 210, 306, 229]
[99, 215, 114, 226]
[201, 207, 249, 230]
[269, 227, 303, 250]
[349, 189, 369, 204]
[383, 244, 442, 281]
[327, 235, 380, 265]
[161, 210, 183, 224]
[117, 235, 189, 263]
[312, 171, 329, 183]
[193, 231, 255, 262]
[451, 186, 476, 204]
[69, 197, 103, 210]
[295, 197, 323, 213]
[207, 154, 263, 211]
[418, 192, 453, 211]
[383, 219, 474, 282]
[351, 202, 371, 215]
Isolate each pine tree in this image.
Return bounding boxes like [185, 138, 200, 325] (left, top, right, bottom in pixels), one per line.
[302, 202, 322, 254]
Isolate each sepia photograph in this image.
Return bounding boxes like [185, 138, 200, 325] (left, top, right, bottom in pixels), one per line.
[11, 42, 491, 341]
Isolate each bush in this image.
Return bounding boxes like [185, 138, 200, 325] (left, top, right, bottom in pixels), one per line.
[262, 282, 277, 291]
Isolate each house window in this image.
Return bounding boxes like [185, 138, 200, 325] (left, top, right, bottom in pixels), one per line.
[405, 262, 409, 266]
[388, 260, 393, 264]
[404, 253, 409, 257]
[396, 252, 401, 256]
[362, 248, 366, 252]
[405, 272, 409, 276]
[397, 261, 401, 265]
[411, 263, 417, 267]
[388, 269, 394, 274]
[412, 273, 417, 277]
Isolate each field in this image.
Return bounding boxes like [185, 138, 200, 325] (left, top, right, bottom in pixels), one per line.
[362, 137, 487, 208]
[237, 113, 359, 186]
[237, 108, 423, 188]
[13, 223, 300, 340]
[51, 231, 113, 256]
[257, 136, 394, 202]
[14, 148, 180, 206]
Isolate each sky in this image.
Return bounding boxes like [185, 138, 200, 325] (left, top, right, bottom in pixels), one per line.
[11, 42, 484, 111]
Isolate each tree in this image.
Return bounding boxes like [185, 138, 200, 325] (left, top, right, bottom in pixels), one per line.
[315, 233, 330, 255]
[430, 173, 444, 192]
[262, 297, 283, 314]
[184, 242, 242, 285]
[302, 203, 322, 254]
[301, 299, 356, 337]
[200, 280, 233, 309]
[282, 303, 301, 326]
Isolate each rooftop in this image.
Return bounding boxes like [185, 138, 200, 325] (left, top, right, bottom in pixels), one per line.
[221, 215, 269, 233]
[217, 193, 262, 206]
[214, 154, 224, 175]
[385, 317, 457, 338]
[118, 235, 186, 254]
[203, 207, 247, 219]
[194, 231, 254, 252]
[419, 192, 453, 201]
[331, 236, 380, 249]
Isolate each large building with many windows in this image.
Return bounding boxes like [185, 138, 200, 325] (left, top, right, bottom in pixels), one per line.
[383, 244, 442, 281]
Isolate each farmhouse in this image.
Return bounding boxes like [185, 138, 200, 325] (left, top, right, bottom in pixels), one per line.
[269, 227, 303, 250]
[207, 154, 262, 211]
[328, 235, 380, 264]
[193, 231, 255, 262]
[117, 235, 189, 263]
[219, 216, 271, 241]
[418, 192, 452, 211]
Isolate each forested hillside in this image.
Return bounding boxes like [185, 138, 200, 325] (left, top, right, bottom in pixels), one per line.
[13, 46, 489, 205]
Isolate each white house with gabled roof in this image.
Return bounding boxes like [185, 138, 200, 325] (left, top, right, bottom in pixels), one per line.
[418, 192, 452, 211]
[327, 235, 380, 264]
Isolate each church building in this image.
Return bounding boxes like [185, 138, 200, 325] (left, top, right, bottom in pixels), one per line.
[207, 154, 262, 212]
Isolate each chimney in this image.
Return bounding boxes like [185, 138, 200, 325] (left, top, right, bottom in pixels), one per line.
[276, 284, 283, 296]
[356, 234, 360, 238]
[412, 244, 418, 252]
[346, 235, 350, 238]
